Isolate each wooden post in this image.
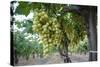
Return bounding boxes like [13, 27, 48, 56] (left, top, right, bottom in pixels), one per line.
[82, 6, 97, 61]
[76, 6, 97, 61]
[88, 7, 97, 61]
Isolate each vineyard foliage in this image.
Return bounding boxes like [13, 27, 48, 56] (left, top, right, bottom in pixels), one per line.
[12, 1, 88, 58]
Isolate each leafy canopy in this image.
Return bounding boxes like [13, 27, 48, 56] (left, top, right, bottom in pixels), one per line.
[14, 1, 87, 57]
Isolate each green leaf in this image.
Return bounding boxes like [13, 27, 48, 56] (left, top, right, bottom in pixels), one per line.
[15, 2, 31, 16]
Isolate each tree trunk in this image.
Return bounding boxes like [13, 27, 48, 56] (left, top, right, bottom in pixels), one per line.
[58, 21, 71, 63]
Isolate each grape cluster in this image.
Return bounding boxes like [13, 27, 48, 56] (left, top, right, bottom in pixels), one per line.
[32, 11, 62, 56]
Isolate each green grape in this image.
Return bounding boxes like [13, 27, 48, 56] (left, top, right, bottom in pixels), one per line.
[32, 10, 63, 56]
[39, 40, 43, 44]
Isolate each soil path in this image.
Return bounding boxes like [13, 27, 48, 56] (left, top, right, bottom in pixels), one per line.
[16, 53, 89, 66]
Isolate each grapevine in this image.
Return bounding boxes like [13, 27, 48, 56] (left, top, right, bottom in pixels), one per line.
[32, 11, 63, 56]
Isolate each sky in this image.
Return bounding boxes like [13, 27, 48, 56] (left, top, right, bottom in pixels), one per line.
[12, 2, 36, 41]
[13, 1, 34, 32]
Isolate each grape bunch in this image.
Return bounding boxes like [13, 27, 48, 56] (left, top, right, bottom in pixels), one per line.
[32, 11, 63, 56]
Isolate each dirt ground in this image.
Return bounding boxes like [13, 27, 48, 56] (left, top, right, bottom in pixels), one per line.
[15, 52, 89, 66]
